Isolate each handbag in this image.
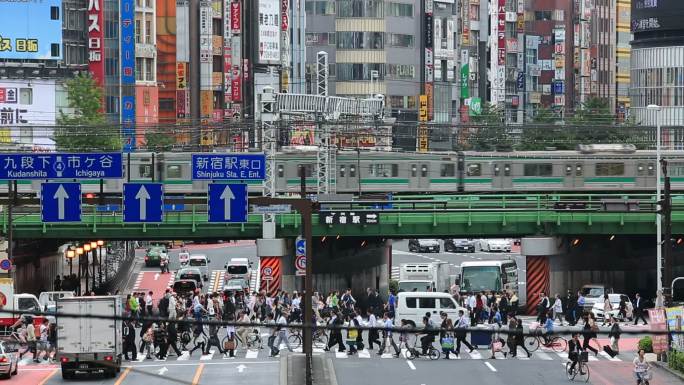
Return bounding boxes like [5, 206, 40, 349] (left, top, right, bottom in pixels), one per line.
[224, 338, 236, 350]
[441, 337, 455, 350]
[492, 341, 503, 352]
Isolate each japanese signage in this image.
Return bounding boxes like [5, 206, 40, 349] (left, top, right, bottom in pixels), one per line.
[88, 0, 104, 85]
[200, 1, 212, 63]
[0, 80, 56, 149]
[425, 83, 434, 121]
[121, 96, 135, 151]
[419, 95, 428, 122]
[224, 1, 233, 104]
[0, 153, 123, 179]
[665, 306, 684, 351]
[0, 0, 62, 60]
[121, 0, 135, 152]
[497, 0, 506, 66]
[319, 211, 380, 225]
[191, 153, 266, 180]
[647, 308, 668, 354]
[281, 0, 289, 30]
[176, 62, 189, 119]
[231, 1, 241, 33]
[257, 0, 280, 64]
[288, 123, 315, 146]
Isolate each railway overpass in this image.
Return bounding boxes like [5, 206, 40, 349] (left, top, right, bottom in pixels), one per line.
[2, 193, 682, 306]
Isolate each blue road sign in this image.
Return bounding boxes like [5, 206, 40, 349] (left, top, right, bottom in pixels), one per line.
[96, 204, 121, 212]
[40, 183, 81, 222]
[123, 183, 163, 223]
[296, 238, 305, 258]
[192, 153, 266, 180]
[207, 183, 247, 223]
[164, 204, 185, 212]
[0, 153, 122, 179]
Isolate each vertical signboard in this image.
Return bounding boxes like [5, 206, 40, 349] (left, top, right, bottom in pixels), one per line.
[280, 0, 290, 92]
[647, 308, 668, 354]
[424, 0, 434, 122]
[497, 0, 506, 66]
[418, 95, 428, 152]
[199, 1, 212, 63]
[231, 1, 241, 33]
[224, 0, 233, 106]
[257, 0, 280, 64]
[176, 62, 188, 118]
[121, 0, 136, 152]
[460, 50, 469, 99]
[88, 0, 105, 86]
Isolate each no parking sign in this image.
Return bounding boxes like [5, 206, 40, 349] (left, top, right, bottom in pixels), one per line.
[262, 266, 273, 281]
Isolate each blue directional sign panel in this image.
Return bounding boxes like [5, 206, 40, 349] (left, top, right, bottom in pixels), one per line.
[192, 153, 266, 180]
[296, 238, 305, 258]
[207, 183, 248, 223]
[0, 153, 122, 179]
[123, 183, 163, 223]
[40, 183, 81, 222]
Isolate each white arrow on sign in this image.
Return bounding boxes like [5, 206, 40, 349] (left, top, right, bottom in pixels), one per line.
[220, 185, 235, 220]
[157, 367, 168, 376]
[237, 364, 246, 373]
[53, 184, 69, 220]
[135, 185, 151, 221]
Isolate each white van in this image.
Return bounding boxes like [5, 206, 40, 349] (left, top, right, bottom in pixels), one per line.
[39, 291, 75, 310]
[395, 292, 464, 326]
[188, 254, 210, 281]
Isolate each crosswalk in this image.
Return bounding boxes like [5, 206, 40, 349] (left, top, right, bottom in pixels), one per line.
[208, 270, 226, 293]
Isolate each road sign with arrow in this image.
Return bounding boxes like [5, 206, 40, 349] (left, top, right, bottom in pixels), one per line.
[123, 183, 163, 223]
[40, 183, 81, 222]
[207, 183, 247, 223]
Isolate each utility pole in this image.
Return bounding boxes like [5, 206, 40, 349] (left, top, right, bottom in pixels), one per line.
[662, 159, 672, 299]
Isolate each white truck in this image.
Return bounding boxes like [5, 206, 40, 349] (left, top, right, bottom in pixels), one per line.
[0, 278, 43, 335]
[56, 296, 122, 379]
[398, 262, 451, 293]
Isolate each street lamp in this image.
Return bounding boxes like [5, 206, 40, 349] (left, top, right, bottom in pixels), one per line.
[647, 104, 662, 293]
[97, 240, 104, 285]
[66, 249, 75, 276]
[90, 242, 97, 291]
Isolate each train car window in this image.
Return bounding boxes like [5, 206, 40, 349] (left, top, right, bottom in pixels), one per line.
[421, 164, 428, 177]
[411, 164, 417, 177]
[637, 164, 645, 176]
[440, 164, 455, 177]
[523, 163, 552, 176]
[493, 165, 500, 176]
[647, 163, 655, 176]
[576, 164, 583, 176]
[565, 165, 572, 176]
[139, 165, 152, 178]
[297, 164, 314, 177]
[466, 164, 481, 176]
[339, 165, 345, 177]
[166, 165, 182, 178]
[350, 165, 356, 178]
[369, 164, 399, 177]
[277, 165, 284, 178]
[595, 163, 625, 176]
[504, 164, 511, 177]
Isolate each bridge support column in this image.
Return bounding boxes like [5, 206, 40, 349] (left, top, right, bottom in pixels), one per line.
[521, 237, 560, 315]
[256, 238, 289, 296]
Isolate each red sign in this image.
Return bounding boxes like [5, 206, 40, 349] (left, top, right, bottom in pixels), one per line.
[497, 0, 506, 66]
[230, 2, 241, 33]
[231, 78, 242, 102]
[88, 0, 105, 86]
[281, 0, 289, 31]
[648, 308, 669, 354]
[176, 90, 186, 118]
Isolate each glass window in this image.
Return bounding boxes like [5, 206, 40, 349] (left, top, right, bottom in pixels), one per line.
[576, 164, 583, 176]
[440, 163, 455, 177]
[298, 164, 315, 177]
[369, 164, 398, 177]
[421, 164, 428, 177]
[337, 0, 384, 18]
[466, 164, 481, 176]
[387, 64, 415, 79]
[277, 165, 284, 178]
[166, 165, 182, 178]
[305, 32, 335, 45]
[336, 63, 385, 81]
[19, 88, 32, 105]
[523, 163, 553, 176]
[135, 20, 142, 44]
[411, 164, 417, 177]
[17, 298, 38, 311]
[337, 32, 384, 49]
[595, 163, 625, 176]
[349, 165, 356, 178]
[418, 297, 436, 308]
[388, 33, 414, 48]
[386, 2, 413, 17]
[439, 298, 456, 309]
[159, 98, 174, 112]
[405, 297, 417, 308]
[339, 165, 345, 177]
[139, 164, 152, 178]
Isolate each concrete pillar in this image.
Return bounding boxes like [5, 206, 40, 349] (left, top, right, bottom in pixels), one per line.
[256, 238, 288, 296]
[521, 237, 560, 315]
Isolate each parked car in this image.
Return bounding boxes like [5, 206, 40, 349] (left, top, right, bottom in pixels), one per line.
[444, 239, 476, 253]
[176, 268, 204, 289]
[408, 239, 440, 253]
[0, 340, 19, 379]
[478, 239, 512, 252]
[591, 293, 632, 321]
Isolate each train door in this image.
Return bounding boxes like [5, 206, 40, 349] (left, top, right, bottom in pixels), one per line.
[409, 163, 420, 190]
[563, 163, 585, 188]
[491, 162, 512, 189]
[635, 161, 655, 189]
[418, 163, 431, 190]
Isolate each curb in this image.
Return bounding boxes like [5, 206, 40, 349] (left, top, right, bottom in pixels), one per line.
[652, 361, 684, 381]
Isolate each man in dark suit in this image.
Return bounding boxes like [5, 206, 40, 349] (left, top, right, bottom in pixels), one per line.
[567, 333, 585, 375]
[633, 293, 648, 325]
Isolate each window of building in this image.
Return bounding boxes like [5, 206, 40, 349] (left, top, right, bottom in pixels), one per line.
[135, 20, 142, 44]
[336, 63, 384, 81]
[337, 0, 384, 18]
[135, 57, 144, 81]
[386, 2, 413, 17]
[388, 33, 414, 48]
[440, 163, 455, 177]
[159, 98, 175, 112]
[145, 20, 152, 44]
[306, 0, 335, 15]
[595, 163, 625, 176]
[534, 10, 552, 20]
[50, 6, 60, 20]
[305, 32, 335, 45]
[523, 163, 553, 176]
[105, 57, 118, 76]
[145, 58, 154, 81]
[106, 95, 119, 114]
[369, 164, 398, 177]
[337, 31, 383, 49]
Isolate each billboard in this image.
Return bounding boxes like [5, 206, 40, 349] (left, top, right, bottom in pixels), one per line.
[632, 0, 684, 32]
[0, 79, 56, 149]
[257, 0, 280, 64]
[88, 0, 105, 85]
[121, 0, 135, 152]
[0, 0, 62, 60]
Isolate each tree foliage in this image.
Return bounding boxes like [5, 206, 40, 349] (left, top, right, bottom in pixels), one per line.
[54, 73, 121, 151]
[145, 130, 176, 151]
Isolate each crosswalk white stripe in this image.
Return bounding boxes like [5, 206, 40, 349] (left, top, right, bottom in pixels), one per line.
[466, 350, 483, 360]
[534, 351, 553, 360]
[335, 351, 347, 359]
[598, 351, 621, 362]
[358, 349, 370, 359]
[556, 352, 568, 361]
[176, 352, 190, 361]
[245, 350, 259, 359]
[200, 350, 215, 361]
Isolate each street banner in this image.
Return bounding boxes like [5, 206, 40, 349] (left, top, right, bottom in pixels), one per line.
[647, 308, 668, 354]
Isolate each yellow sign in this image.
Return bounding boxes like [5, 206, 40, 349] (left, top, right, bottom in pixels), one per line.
[418, 125, 428, 153]
[201, 90, 213, 118]
[419, 94, 428, 122]
[176, 62, 187, 89]
[0, 129, 11, 143]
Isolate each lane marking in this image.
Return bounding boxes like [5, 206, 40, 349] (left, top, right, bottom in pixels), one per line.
[406, 360, 416, 370]
[37, 368, 58, 385]
[245, 350, 259, 359]
[191, 363, 204, 385]
[124, 361, 278, 368]
[113, 367, 132, 385]
[484, 361, 497, 372]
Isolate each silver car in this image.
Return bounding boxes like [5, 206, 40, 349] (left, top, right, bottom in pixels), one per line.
[0, 341, 19, 379]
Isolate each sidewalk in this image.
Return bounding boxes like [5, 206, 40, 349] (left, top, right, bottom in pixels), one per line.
[591, 360, 683, 385]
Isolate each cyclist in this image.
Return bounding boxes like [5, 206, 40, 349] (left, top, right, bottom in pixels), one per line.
[567, 333, 585, 376]
[542, 309, 555, 345]
[634, 349, 651, 385]
[419, 316, 436, 356]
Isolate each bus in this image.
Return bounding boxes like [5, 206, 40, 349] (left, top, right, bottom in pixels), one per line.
[458, 260, 524, 305]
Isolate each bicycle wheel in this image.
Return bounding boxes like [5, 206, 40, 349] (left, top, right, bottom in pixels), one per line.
[565, 362, 577, 381]
[428, 348, 440, 360]
[549, 337, 567, 352]
[524, 336, 540, 352]
[577, 362, 590, 383]
[406, 348, 417, 360]
[313, 333, 328, 349]
[288, 334, 302, 349]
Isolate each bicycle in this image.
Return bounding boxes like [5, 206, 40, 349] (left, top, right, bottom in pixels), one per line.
[524, 328, 567, 352]
[565, 352, 590, 382]
[231, 328, 262, 350]
[6, 331, 29, 358]
[405, 334, 440, 361]
[287, 327, 328, 349]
